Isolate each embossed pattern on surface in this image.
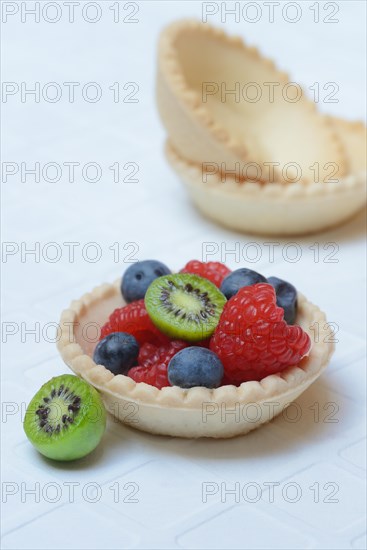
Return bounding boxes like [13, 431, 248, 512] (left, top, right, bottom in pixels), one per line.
[1, 1, 366, 548]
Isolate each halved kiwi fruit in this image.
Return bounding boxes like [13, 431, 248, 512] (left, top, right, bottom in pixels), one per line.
[23, 374, 106, 461]
[145, 274, 226, 342]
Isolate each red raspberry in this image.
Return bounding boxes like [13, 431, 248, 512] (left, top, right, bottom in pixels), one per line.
[180, 260, 231, 288]
[128, 363, 170, 390]
[221, 373, 240, 386]
[194, 338, 211, 349]
[138, 342, 159, 366]
[210, 283, 311, 383]
[128, 340, 187, 389]
[100, 300, 168, 346]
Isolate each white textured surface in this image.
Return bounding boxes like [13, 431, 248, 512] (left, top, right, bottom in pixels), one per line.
[1, 1, 366, 549]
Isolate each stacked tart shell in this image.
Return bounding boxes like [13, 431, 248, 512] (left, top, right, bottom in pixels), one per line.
[157, 19, 366, 235]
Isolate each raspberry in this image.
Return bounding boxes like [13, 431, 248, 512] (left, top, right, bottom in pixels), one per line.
[128, 340, 187, 389]
[221, 373, 240, 386]
[180, 260, 231, 288]
[100, 300, 168, 346]
[138, 342, 159, 367]
[128, 363, 170, 390]
[210, 283, 311, 383]
[194, 338, 211, 349]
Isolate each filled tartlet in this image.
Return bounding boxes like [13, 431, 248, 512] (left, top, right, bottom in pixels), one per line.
[58, 260, 334, 438]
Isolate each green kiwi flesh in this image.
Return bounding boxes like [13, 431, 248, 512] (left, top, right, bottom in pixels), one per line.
[145, 273, 226, 341]
[23, 374, 106, 461]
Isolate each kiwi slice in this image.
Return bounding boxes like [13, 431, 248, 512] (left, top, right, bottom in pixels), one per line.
[145, 273, 226, 342]
[23, 374, 106, 461]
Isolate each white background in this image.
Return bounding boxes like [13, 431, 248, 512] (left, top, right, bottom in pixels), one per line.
[1, 1, 366, 549]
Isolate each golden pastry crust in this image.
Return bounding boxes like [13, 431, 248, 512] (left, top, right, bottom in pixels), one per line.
[58, 279, 334, 438]
[328, 117, 366, 174]
[165, 131, 366, 236]
[157, 19, 347, 184]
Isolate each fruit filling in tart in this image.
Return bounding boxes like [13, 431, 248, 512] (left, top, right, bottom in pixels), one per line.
[93, 259, 311, 389]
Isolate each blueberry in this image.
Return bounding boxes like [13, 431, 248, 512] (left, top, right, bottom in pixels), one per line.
[168, 347, 224, 389]
[220, 268, 266, 299]
[121, 260, 171, 303]
[93, 332, 139, 375]
[267, 276, 297, 325]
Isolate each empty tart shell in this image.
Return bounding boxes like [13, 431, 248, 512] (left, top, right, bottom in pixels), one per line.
[57, 279, 334, 438]
[157, 19, 347, 184]
[165, 117, 366, 236]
